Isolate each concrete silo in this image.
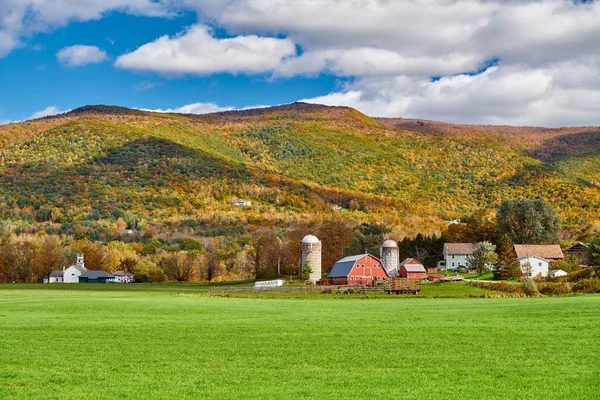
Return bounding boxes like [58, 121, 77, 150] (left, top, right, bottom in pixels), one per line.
[380, 240, 399, 277]
[300, 235, 322, 284]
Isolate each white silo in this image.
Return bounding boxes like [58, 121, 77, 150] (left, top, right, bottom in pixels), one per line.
[300, 235, 322, 284]
[380, 240, 399, 277]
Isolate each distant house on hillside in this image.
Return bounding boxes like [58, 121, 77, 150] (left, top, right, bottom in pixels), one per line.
[398, 258, 427, 279]
[79, 270, 115, 283]
[518, 255, 550, 278]
[565, 242, 589, 266]
[113, 270, 135, 283]
[443, 243, 477, 271]
[234, 199, 252, 207]
[514, 245, 564, 267]
[328, 254, 389, 285]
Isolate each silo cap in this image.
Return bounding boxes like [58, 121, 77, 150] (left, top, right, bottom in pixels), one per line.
[382, 240, 398, 248]
[302, 234, 320, 244]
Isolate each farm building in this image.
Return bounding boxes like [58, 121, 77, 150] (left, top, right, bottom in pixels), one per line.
[62, 254, 87, 283]
[549, 269, 568, 278]
[399, 258, 427, 279]
[380, 240, 399, 277]
[514, 245, 564, 266]
[79, 270, 116, 283]
[44, 270, 64, 284]
[113, 270, 135, 283]
[565, 242, 589, 266]
[328, 254, 389, 285]
[443, 243, 477, 271]
[517, 255, 549, 278]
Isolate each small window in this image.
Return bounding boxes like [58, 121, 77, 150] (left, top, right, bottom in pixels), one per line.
[452, 262, 455, 267]
[539, 262, 542, 267]
[452, 255, 455, 259]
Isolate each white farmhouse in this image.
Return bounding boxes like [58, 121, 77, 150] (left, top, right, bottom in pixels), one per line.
[443, 243, 477, 271]
[518, 255, 549, 278]
[63, 254, 87, 283]
[113, 270, 135, 283]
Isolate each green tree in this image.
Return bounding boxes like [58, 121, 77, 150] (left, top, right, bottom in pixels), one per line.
[496, 199, 561, 244]
[301, 261, 312, 281]
[588, 234, 600, 267]
[467, 241, 498, 275]
[493, 235, 520, 280]
[346, 223, 391, 256]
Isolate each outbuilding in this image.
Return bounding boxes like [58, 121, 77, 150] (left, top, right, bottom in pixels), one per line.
[113, 270, 135, 283]
[328, 254, 389, 285]
[398, 258, 427, 279]
[549, 269, 568, 278]
[79, 270, 115, 283]
[44, 270, 64, 284]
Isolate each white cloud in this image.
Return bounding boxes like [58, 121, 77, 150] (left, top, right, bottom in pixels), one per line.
[115, 25, 296, 76]
[29, 106, 63, 120]
[57, 45, 108, 66]
[146, 102, 234, 114]
[0, 0, 173, 57]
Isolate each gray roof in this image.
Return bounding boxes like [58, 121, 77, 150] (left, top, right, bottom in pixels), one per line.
[328, 255, 366, 278]
[402, 265, 427, 273]
[79, 270, 114, 279]
[67, 265, 87, 273]
[49, 270, 64, 277]
[113, 270, 134, 277]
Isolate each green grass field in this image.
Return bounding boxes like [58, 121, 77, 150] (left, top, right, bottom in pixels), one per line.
[1, 284, 599, 399]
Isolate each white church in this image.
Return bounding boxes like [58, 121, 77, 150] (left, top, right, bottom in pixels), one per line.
[44, 255, 87, 283]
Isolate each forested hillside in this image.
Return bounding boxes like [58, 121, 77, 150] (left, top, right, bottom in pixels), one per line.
[1, 103, 599, 241]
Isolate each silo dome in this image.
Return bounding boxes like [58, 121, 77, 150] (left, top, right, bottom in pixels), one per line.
[302, 234, 320, 244]
[382, 240, 398, 248]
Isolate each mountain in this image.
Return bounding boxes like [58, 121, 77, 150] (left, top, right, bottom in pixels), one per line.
[0, 103, 598, 239]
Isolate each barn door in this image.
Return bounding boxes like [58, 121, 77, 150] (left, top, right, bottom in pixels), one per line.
[365, 267, 371, 276]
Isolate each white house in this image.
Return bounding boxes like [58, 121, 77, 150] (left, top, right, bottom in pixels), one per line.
[63, 254, 87, 283]
[518, 255, 549, 278]
[113, 270, 135, 283]
[549, 269, 568, 278]
[443, 243, 477, 271]
[44, 270, 64, 283]
[234, 199, 252, 207]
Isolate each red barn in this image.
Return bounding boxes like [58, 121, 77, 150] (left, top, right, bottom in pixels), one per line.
[399, 258, 427, 279]
[328, 254, 389, 285]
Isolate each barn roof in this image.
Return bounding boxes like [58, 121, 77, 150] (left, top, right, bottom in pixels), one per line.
[328, 254, 385, 278]
[444, 243, 477, 255]
[514, 245, 564, 260]
[399, 259, 426, 273]
[80, 270, 114, 279]
[328, 255, 365, 278]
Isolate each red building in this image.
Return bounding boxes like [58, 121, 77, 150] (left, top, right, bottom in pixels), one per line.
[399, 258, 427, 279]
[328, 254, 389, 285]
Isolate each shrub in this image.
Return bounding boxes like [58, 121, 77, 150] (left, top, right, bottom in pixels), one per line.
[522, 278, 539, 297]
[572, 278, 600, 294]
[476, 282, 523, 294]
[566, 266, 599, 282]
[538, 282, 572, 296]
[321, 287, 333, 294]
[133, 272, 149, 283]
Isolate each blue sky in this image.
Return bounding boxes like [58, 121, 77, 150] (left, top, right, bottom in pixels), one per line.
[0, 11, 339, 122]
[1, 1, 600, 127]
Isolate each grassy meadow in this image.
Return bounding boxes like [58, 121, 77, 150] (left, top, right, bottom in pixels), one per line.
[0, 284, 599, 399]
